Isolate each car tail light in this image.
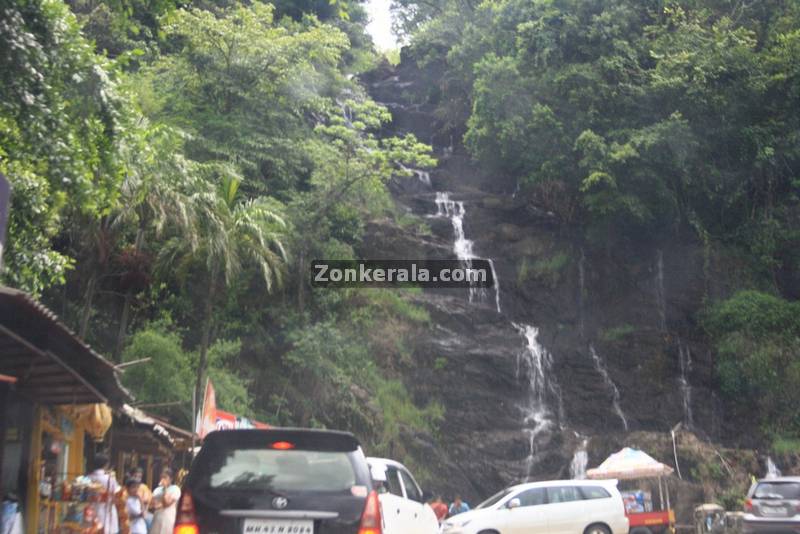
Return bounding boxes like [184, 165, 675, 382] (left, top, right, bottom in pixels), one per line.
[358, 490, 382, 534]
[174, 490, 199, 534]
[271, 441, 295, 450]
[744, 499, 753, 513]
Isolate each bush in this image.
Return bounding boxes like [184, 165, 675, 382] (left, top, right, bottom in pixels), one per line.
[706, 291, 800, 436]
[600, 324, 636, 342]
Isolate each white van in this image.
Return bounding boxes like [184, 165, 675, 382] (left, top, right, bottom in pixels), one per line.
[367, 457, 440, 534]
[442, 479, 629, 534]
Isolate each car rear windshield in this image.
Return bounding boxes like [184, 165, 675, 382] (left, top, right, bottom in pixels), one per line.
[194, 448, 358, 492]
[754, 482, 800, 500]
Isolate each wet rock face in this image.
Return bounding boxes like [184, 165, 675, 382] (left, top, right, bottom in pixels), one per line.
[360, 56, 726, 504]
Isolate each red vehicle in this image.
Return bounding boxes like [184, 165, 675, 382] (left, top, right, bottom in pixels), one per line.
[588, 447, 677, 534]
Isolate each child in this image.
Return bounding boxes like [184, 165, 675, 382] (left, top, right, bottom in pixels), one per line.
[124, 479, 147, 534]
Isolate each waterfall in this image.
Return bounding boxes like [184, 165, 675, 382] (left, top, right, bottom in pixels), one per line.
[434, 192, 501, 312]
[655, 249, 667, 332]
[514, 323, 561, 480]
[589, 345, 629, 431]
[487, 259, 501, 314]
[414, 169, 432, 187]
[338, 100, 354, 128]
[399, 164, 432, 187]
[677, 338, 694, 427]
[767, 457, 782, 479]
[570, 439, 589, 480]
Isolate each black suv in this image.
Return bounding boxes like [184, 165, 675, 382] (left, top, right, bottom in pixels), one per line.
[176, 428, 381, 534]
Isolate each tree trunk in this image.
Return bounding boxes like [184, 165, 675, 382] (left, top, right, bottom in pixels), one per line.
[297, 248, 306, 313]
[113, 227, 146, 362]
[194, 272, 217, 420]
[78, 275, 97, 339]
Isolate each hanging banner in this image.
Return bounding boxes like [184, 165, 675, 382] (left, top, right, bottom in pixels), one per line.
[214, 410, 269, 431]
[196, 379, 269, 439]
[196, 379, 217, 439]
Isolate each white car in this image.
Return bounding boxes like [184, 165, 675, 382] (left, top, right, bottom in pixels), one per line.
[367, 457, 440, 534]
[442, 479, 629, 534]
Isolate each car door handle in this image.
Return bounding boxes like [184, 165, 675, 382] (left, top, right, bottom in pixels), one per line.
[397, 509, 401, 514]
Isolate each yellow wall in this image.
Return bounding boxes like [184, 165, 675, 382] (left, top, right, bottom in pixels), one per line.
[25, 406, 93, 534]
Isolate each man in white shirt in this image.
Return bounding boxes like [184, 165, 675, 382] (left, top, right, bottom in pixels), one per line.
[87, 453, 119, 534]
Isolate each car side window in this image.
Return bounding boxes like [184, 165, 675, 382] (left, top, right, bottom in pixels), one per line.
[386, 467, 404, 497]
[399, 469, 423, 502]
[515, 487, 547, 507]
[547, 486, 582, 503]
[580, 486, 611, 500]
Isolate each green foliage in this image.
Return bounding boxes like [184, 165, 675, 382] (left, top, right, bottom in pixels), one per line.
[0, 0, 126, 294]
[601, 324, 636, 343]
[518, 252, 570, 288]
[122, 324, 255, 426]
[122, 325, 193, 425]
[409, 0, 800, 267]
[706, 291, 800, 435]
[772, 436, 800, 456]
[374, 379, 443, 454]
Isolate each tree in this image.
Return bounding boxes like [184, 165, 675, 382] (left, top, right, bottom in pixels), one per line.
[159, 174, 288, 413]
[1, 0, 126, 294]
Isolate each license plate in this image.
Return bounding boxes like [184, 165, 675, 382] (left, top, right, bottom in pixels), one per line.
[761, 505, 788, 517]
[242, 519, 314, 534]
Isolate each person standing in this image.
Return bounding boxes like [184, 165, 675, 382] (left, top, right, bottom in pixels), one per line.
[449, 495, 470, 516]
[88, 453, 120, 534]
[131, 468, 153, 529]
[149, 468, 180, 534]
[124, 479, 147, 534]
[430, 495, 449, 523]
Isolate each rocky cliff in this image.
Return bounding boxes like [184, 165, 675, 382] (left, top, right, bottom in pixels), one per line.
[357, 52, 794, 519]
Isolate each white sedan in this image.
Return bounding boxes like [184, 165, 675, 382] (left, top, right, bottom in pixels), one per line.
[442, 479, 629, 534]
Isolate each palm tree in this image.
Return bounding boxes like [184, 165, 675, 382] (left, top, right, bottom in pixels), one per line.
[160, 173, 288, 412]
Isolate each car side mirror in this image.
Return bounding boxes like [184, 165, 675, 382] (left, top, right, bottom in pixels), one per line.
[370, 465, 387, 483]
[507, 498, 521, 510]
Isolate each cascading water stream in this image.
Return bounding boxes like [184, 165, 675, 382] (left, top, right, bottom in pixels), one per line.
[432, 192, 560, 481]
[514, 323, 562, 480]
[578, 249, 587, 338]
[434, 192, 501, 313]
[677, 338, 694, 427]
[400, 163, 432, 187]
[570, 439, 589, 480]
[589, 345, 629, 431]
[767, 457, 782, 478]
[655, 249, 667, 332]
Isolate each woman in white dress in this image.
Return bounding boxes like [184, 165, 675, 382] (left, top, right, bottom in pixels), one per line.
[149, 468, 180, 534]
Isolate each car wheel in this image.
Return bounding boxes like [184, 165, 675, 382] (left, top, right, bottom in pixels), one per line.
[584, 524, 611, 534]
[629, 528, 653, 534]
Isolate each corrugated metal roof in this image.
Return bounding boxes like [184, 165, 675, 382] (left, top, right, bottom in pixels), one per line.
[0, 285, 131, 406]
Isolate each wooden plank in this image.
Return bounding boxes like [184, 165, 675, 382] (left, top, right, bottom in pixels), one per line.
[44, 350, 107, 403]
[21, 374, 85, 387]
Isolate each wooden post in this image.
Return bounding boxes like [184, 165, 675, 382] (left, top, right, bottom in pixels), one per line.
[146, 455, 154, 489]
[26, 405, 43, 534]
